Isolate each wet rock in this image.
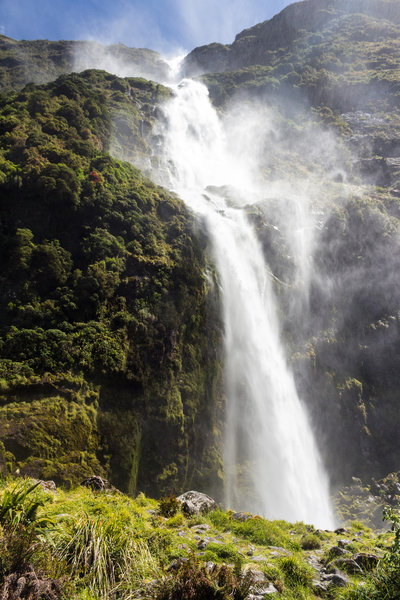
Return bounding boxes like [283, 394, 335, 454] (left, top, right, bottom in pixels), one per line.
[334, 527, 348, 535]
[338, 539, 351, 549]
[34, 479, 57, 492]
[205, 561, 216, 573]
[197, 539, 209, 550]
[247, 583, 277, 598]
[177, 490, 218, 515]
[268, 546, 292, 557]
[306, 554, 324, 575]
[312, 579, 329, 594]
[246, 570, 266, 584]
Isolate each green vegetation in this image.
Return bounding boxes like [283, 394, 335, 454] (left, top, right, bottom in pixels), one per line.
[0, 70, 223, 495]
[192, 1, 400, 114]
[0, 5, 399, 592]
[0, 477, 392, 599]
[0, 36, 169, 95]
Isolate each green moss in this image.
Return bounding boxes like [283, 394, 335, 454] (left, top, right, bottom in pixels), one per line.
[0, 71, 223, 494]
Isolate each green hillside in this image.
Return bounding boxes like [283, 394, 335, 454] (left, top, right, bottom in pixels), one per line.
[0, 477, 398, 600]
[0, 70, 223, 496]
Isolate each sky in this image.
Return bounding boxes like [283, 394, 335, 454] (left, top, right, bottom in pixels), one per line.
[0, 0, 293, 56]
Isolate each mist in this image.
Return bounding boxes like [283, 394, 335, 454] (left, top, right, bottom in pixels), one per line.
[66, 0, 400, 523]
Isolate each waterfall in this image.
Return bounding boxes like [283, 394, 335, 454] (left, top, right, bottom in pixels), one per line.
[156, 78, 335, 528]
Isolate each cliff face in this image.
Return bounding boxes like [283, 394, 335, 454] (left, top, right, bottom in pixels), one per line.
[0, 70, 223, 496]
[184, 0, 400, 76]
[184, 0, 400, 488]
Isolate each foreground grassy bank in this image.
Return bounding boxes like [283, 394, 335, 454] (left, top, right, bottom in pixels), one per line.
[0, 477, 398, 599]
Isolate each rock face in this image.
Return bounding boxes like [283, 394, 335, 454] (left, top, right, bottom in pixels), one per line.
[0, 36, 170, 94]
[0, 71, 223, 497]
[177, 491, 218, 515]
[183, 0, 400, 76]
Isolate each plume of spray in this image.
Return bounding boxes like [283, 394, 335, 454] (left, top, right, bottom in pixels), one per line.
[68, 0, 400, 522]
[153, 77, 336, 528]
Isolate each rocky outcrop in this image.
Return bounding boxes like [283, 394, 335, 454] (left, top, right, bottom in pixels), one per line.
[81, 475, 114, 492]
[183, 0, 400, 76]
[177, 491, 219, 515]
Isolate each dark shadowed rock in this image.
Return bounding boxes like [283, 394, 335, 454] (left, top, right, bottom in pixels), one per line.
[326, 545, 348, 561]
[324, 573, 349, 588]
[81, 475, 114, 492]
[177, 491, 218, 515]
[334, 558, 364, 575]
[166, 558, 189, 572]
[352, 553, 380, 571]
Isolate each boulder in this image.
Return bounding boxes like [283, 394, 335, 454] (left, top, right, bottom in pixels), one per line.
[323, 573, 349, 588]
[334, 558, 363, 575]
[352, 553, 379, 571]
[34, 479, 57, 492]
[81, 475, 113, 492]
[232, 511, 251, 521]
[176, 491, 218, 515]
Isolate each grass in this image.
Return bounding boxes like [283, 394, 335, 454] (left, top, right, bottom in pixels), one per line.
[206, 509, 300, 549]
[0, 477, 394, 599]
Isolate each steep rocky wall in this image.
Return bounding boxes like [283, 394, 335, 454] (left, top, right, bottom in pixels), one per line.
[0, 71, 224, 496]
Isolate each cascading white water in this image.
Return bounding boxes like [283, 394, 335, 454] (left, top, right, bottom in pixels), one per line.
[156, 78, 335, 528]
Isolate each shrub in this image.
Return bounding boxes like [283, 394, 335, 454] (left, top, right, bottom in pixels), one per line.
[158, 494, 180, 518]
[279, 556, 313, 589]
[154, 559, 253, 600]
[344, 508, 400, 600]
[0, 480, 54, 574]
[300, 533, 321, 550]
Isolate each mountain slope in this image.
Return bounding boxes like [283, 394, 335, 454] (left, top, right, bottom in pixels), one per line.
[0, 70, 223, 495]
[0, 36, 169, 94]
[180, 0, 400, 490]
[184, 0, 400, 76]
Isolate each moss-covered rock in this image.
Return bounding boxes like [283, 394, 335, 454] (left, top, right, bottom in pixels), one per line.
[0, 71, 223, 495]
